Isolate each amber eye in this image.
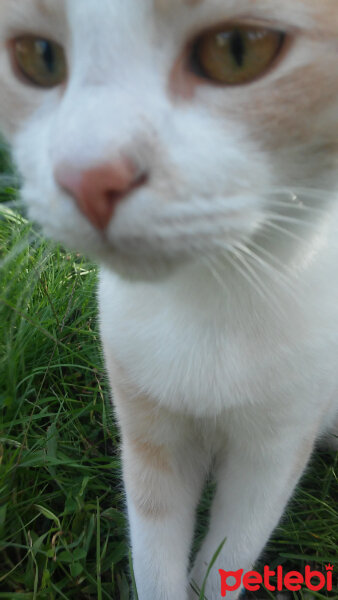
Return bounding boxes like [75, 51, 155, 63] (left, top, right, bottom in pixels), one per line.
[13, 37, 67, 88]
[192, 26, 285, 85]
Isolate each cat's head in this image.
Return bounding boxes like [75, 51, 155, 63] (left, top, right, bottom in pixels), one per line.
[0, 0, 337, 279]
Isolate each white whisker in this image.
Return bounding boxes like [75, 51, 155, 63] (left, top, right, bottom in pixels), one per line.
[212, 240, 288, 319]
[234, 241, 302, 306]
[264, 212, 330, 230]
[212, 248, 268, 305]
[201, 255, 229, 294]
[267, 186, 335, 202]
[266, 200, 326, 216]
[263, 220, 310, 246]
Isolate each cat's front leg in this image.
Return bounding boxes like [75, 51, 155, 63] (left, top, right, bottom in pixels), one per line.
[105, 355, 207, 600]
[123, 431, 205, 600]
[189, 417, 318, 600]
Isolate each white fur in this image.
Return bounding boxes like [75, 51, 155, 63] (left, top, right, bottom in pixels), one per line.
[0, 1, 337, 598]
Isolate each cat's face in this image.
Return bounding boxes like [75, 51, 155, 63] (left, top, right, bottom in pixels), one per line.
[0, 0, 337, 278]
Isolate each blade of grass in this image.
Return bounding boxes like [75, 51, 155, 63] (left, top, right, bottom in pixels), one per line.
[97, 496, 102, 600]
[129, 549, 139, 600]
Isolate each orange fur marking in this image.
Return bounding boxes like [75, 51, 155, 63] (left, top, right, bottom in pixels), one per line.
[131, 438, 172, 472]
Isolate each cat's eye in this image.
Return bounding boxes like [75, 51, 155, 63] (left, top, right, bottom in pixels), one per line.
[12, 37, 67, 88]
[191, 25, 285, 85]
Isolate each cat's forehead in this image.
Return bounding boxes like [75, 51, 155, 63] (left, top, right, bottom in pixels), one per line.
[1, 0, 337, 38]
[3, 0, 337, 17]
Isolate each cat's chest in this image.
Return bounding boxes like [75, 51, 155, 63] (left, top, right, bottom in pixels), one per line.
[98, 263, 311, 417]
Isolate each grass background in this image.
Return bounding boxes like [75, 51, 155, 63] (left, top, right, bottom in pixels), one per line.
[0, 145, 337, 599]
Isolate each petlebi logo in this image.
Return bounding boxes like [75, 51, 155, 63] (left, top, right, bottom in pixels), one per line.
[219, 564, 334, 597]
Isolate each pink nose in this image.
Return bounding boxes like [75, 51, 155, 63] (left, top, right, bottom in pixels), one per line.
[55, 160, 147, 230]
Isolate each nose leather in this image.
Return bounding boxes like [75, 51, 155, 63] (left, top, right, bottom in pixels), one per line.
[55, 160, 145, 230]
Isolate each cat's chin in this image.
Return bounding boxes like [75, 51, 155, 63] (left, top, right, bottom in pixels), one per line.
[33, 215, 187, 281]
[98, 250, 186, 282]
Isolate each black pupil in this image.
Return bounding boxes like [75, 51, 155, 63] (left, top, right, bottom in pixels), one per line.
[37, 40, 55, 73]
[230, 31, 245, 67]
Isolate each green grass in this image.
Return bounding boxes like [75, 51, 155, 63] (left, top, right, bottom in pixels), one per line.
[0, 149, 337, 599]
[0, 206, 129, 599]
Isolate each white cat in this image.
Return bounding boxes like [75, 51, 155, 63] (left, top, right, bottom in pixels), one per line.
[0, 1, 337, 598]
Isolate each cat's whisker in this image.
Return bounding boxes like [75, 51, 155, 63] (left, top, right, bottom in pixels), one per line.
[249, 240, 292, 279]
[212, 233, 303, 313]
[233, 241, 302, 306]
[231, 247, 290, 319]
[265, 200, 327, 216]
[262, 219, 311, 246]
[264, 212, 333, 230]
[211, 241, 288, 319]
[201, 255, 229, 294]
[267, 186, 336, 201]
[209, 248, 268, 305]
[248, 240, 290, 272]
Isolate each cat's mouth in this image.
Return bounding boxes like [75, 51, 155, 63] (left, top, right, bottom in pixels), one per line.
[25, 172, 263, 281]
